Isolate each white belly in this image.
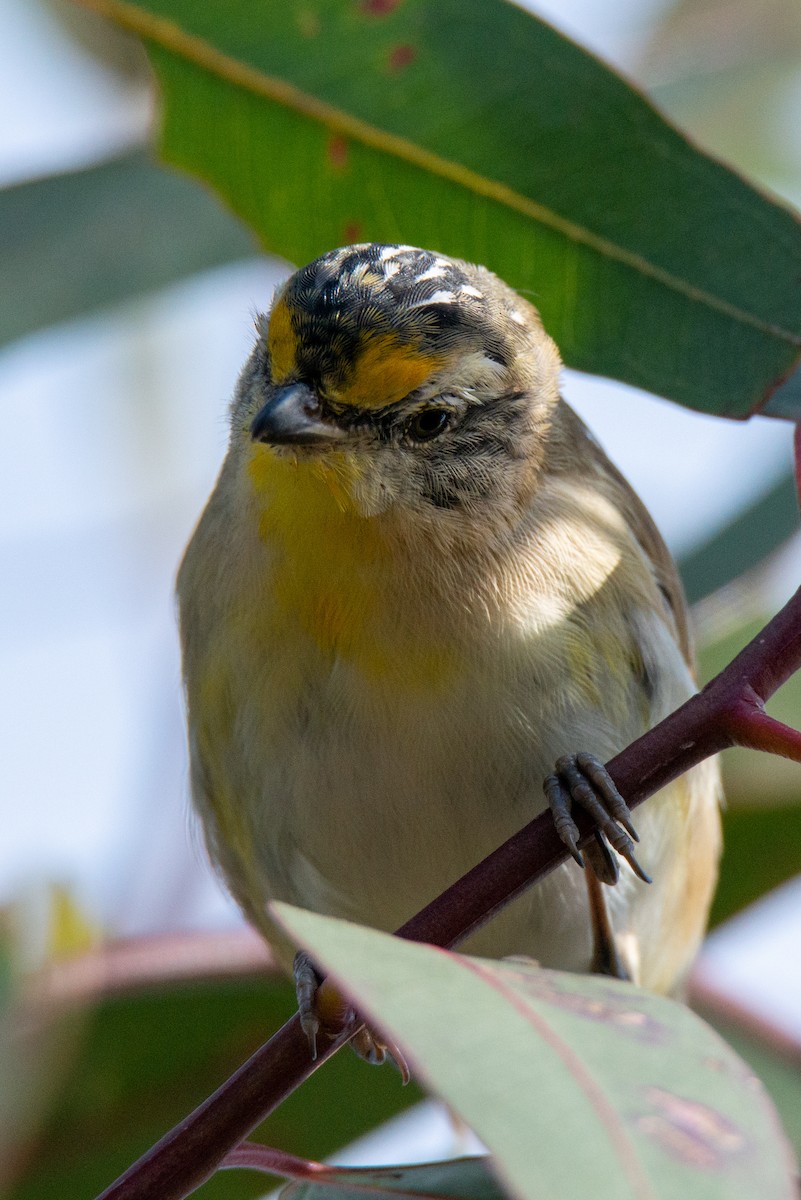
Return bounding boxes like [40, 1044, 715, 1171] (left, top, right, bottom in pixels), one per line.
[221, 638, 656, 976]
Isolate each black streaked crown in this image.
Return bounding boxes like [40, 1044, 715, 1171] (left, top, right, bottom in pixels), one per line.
[279, 244, 507, 383]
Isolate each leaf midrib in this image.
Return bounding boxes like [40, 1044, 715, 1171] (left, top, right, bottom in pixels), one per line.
[461, 957, 658, 1200]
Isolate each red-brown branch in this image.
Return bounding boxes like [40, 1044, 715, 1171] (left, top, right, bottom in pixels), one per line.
[96, 584, 801, 1200]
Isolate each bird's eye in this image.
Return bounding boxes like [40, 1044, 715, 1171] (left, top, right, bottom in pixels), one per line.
[406, 407, 452, 442]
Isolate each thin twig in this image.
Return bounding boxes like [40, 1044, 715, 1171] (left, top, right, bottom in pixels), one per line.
[221, 1142, 330, 1177]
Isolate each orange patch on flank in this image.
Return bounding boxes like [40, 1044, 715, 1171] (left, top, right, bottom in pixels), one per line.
[267, 296, 297, 382]
[388, 44, 416, 71]
[327, 135, 348, 169]
[342, 335, 440, 408]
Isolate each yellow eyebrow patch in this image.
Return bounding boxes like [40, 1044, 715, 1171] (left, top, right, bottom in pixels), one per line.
[342, 335, 442, 409]
[267, 295, 298, 382]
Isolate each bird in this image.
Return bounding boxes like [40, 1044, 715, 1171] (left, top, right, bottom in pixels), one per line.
[177, 242, 721, 1051]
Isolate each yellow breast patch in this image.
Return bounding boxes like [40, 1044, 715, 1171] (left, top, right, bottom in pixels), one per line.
[246, 445, 456, 689]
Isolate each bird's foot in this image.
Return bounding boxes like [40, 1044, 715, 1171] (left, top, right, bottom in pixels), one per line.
[293, 951, 410, 1082]
[294, 949, 325, 1054]
[543, 752, 651, 884]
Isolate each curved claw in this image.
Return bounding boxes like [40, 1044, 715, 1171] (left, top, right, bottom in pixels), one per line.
[545, 753, 651, 886]
[293, 951, 322, 1059]
[544, 773, 583, 868]
[294, 953, 411, 1079]
[351, 1025, 411, 1085]
[617, 843, 652, 885]
[575, 752, 639, 842]
[300, 1010, 320, 1059]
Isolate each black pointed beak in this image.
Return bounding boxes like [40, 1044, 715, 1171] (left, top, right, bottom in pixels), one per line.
[250, 383, 346, 446]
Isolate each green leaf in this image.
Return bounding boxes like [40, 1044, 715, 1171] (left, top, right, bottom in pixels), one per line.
[766, 367, 801, 419]
[679, 469, 800, 603]
[0, 149, 255, 350]
[711, 804, 801, 926]
[277, 1157, 504, 1200]
[274, 904, 798, 1200]
[695, 1004, 801, 1163]
[77, 0, 801, 417]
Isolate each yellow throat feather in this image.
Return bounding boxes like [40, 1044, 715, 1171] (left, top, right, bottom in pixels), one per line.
[246, 445, 455, 688]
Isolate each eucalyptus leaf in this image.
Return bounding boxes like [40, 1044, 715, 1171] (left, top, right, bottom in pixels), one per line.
[274, 903, 797, 1200]
[0, 149, 254, 351]
[277, 1157, 504, 1200]
[76, 0, 801, 417]
[680, 469, 799, 603]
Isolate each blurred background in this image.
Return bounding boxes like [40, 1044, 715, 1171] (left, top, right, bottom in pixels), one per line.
[2, 0, 801, 1190]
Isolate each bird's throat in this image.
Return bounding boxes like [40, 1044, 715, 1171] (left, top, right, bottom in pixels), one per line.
[246, 445, 456, 688]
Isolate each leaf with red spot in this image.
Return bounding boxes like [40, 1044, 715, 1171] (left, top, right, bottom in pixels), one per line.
[387, 44, 416, 71]
[70, 0, 801, 418]
[274, 904, 798, 1200]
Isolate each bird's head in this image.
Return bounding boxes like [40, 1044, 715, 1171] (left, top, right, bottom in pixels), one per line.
[234, 244, 561, 528]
